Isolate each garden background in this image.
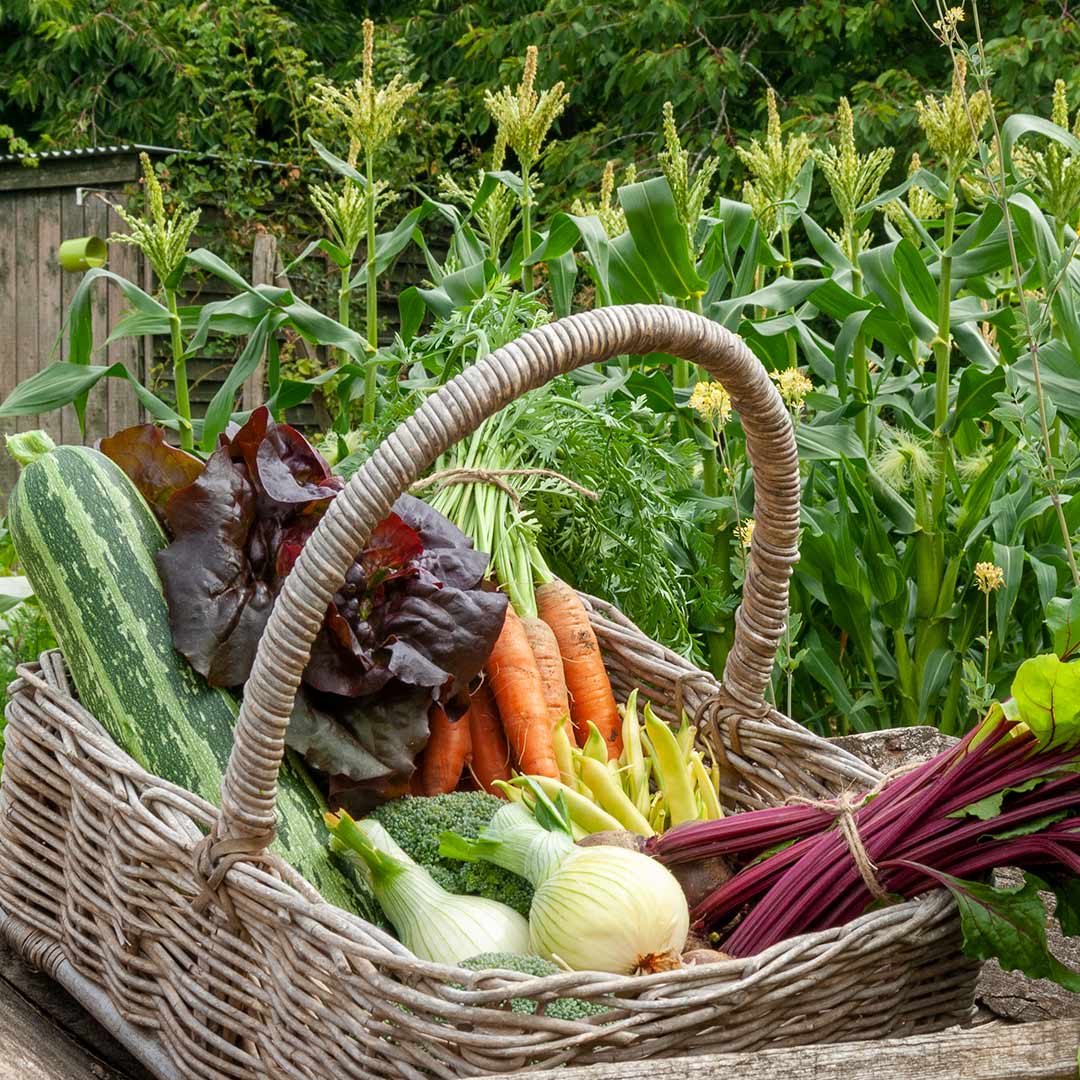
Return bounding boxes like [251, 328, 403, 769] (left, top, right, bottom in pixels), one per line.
[1, 0, 1079, 744]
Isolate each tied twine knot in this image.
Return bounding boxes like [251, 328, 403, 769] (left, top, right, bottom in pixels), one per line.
[191, 827, 275, 932]
[786, 788, 890, 903]
[410, 467, 599, 512]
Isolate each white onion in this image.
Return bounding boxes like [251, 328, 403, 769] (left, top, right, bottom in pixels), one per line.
[529, 845, 689, 974]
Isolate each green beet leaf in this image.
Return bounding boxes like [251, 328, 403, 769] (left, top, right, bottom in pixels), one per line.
[1046, 592, 1080, 661]
[1010, 653, 1080, 749]
[899, 863, 1080, 992]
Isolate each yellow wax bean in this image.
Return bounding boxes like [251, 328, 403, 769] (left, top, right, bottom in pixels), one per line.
[621, 689, 649, 816]
[576, 755, 655, 837]
[582, 720, 609, 766]
[649, 791, 667, 833]
[644, 703, 698, 826]
[552, 715, 578, 790]
[677, 714, 696, 759]
[517, 774, 625, 835]
[690, 750, 724, 820]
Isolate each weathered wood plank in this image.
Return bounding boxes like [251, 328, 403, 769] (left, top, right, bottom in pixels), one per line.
[0, 155, 141, 194]
[105, 197, 142, 432]
[0, 194, 19, 501]
[241, 231, 277, 411]
[35, 189, 64, 449]
[13, 194, 38, 450]
[0, 939, 151, 1079]
[0, 977, 139, 1080]
[555, 1020, 1080, 1080]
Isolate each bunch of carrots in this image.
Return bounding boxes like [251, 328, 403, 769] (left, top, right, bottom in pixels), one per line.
[419, 579, 621, 797]
[414, 407, 622, 798]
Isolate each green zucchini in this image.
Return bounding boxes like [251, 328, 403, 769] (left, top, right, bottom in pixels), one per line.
[8, 438, 376, 921]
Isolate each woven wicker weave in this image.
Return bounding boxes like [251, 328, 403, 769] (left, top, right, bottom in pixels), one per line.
[0, 306, 979, 1079]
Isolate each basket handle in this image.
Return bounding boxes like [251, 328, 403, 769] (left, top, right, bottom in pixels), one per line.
[209, 305, 800, 857]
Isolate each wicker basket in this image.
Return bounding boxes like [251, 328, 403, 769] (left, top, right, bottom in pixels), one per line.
[0, 306, 979, 1080]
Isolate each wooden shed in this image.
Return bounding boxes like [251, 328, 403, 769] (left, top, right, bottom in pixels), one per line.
[0, 144, 439, 505]
[0, 145, 161, 500]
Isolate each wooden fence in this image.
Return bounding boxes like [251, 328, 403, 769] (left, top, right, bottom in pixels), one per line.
[0, 152, 145, 500]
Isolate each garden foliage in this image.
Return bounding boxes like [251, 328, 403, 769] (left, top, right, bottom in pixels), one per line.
[4, 6, 1080, 744]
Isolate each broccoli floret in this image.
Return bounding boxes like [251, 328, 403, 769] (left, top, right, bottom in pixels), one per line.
[459, 954, 609, 1021]
[369, 793, 534, 916]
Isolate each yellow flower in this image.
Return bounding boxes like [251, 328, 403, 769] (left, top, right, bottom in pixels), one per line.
[737, 518, 756, 549]
[770, 367, 813, 410]
[974, 562, 1005, 594]
[689, 380, 733, 426]
[933, 6, 966, 43]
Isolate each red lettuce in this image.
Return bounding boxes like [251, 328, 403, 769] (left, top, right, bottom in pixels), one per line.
[102, 409, 507, 790]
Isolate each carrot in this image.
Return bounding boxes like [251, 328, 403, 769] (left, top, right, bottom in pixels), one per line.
[420, 703, 472, 796]
[521, 616, 574, 743]
[485, 608, 560, 778]
[536, 579, 622, 759]
[466, 682, 512, 795]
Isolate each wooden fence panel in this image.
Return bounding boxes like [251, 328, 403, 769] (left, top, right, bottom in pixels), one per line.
[0, 196, 17, 499]
[105, 198, 142, 432]
[34, 190, 64, 450]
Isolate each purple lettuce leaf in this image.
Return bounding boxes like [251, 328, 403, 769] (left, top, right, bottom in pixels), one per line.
[155, 449, 279, 687]
[154, 406, 506, 697]
[287, 685, 431, 787]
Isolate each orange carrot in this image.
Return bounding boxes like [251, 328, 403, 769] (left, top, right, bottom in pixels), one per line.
[467, 682, 512, 794]
[421, 703, 472, 796]
[521, 616, 574, 744]
[485, 608, 560, 778]
[536, 579, 622, 758]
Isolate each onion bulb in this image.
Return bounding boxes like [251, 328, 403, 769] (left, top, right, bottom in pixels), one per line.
[529, 844, 689, 974]
[440, 798, 689, 974]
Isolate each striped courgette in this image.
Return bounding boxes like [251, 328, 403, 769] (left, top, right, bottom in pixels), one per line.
[8, 437, 376, 920]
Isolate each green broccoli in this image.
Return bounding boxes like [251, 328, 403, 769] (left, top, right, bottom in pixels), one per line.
[368, 792, 534, 916]
[459, 954, 610, 1021]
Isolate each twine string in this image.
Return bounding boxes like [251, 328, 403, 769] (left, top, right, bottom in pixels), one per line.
[410, 467, 600, 512]
[786, 790, 889, 902]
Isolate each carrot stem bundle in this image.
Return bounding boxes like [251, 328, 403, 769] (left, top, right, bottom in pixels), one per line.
[467, 682, 512, 794]
[536, 579, 622, 758]
[486, 608, 559, 778]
